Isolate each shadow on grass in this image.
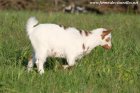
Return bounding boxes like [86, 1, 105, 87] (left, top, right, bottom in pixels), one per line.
[22, 58, 67, 71]
[15, 49, 69, 72]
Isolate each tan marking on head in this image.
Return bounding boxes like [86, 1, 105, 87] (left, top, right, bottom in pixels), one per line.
[105, 37, 111, 42]
[102, 44, 111, 50]
[101, 29, 112, 39]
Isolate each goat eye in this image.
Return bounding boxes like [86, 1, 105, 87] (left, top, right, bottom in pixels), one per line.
[105, 37, 110, 42]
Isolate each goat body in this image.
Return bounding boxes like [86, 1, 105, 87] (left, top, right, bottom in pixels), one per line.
[26, 17, 112, 74]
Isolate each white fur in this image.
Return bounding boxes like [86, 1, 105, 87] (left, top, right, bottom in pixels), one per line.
[26, 17, 38, 36]
[26, 17, 112, 74]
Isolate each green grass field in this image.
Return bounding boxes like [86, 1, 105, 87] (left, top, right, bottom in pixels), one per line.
[0, 10, 140, 93]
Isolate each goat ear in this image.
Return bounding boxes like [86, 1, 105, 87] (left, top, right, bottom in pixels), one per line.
[101, 29, 112, 39]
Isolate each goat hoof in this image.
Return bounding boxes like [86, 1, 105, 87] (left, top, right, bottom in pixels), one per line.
[62, 65, 69, 69]
[39, 70, 44, 75]
[62, 65, 73, 70]
[27, 67, 33, 72]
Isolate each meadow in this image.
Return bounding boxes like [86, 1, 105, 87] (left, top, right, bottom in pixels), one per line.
[0, 10, 140, 93]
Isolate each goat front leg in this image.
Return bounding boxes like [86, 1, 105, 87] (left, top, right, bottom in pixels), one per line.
[63, 56, 76, 69]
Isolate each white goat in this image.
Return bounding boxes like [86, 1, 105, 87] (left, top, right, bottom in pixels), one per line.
[26, 17, 112, 74]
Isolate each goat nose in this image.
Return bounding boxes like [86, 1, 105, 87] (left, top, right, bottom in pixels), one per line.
[102, 44, 112, 50]
[108, 46, 112, 49]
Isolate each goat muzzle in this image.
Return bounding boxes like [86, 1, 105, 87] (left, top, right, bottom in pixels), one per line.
[102, 44, 112, 50]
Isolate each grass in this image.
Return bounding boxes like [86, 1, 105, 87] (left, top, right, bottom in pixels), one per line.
[0, 10, 140, 93]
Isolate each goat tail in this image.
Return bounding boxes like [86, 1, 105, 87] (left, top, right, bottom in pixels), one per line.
[26, 17, 38, 35]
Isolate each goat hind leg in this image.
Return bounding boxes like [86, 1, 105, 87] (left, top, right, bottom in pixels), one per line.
[27, 53, 36, 72]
